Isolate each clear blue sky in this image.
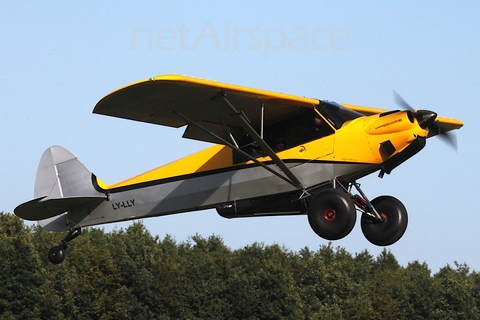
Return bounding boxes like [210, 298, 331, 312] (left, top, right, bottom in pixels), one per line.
[2, 2, 478, 273]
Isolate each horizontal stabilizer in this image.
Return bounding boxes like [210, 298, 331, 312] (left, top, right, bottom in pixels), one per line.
[14, 196, 105, 221]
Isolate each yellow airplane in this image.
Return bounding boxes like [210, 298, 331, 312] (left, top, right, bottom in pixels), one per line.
[14, 75, 463, 264]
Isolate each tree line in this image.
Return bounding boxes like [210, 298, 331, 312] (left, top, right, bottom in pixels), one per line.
[1, 212, 479, 319]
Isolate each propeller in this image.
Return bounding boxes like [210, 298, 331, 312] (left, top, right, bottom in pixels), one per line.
[393, 91, 457, 151]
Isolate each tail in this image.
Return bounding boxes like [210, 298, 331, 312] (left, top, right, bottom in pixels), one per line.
[14, 146, 106, 231]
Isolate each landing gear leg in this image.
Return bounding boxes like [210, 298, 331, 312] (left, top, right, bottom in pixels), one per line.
[48, 227, 81, 264]
[341, 180, 408, 246]
[360, 196, 408, 246]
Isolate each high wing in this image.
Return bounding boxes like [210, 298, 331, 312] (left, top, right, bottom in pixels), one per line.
[94, 74, 321, 189]
[341, 103, 463, 138]
[94, 74, 319, 145]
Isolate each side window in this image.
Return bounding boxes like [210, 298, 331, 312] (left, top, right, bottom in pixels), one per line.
[266, 109, 334, 152]
[303, 110, 334, 142]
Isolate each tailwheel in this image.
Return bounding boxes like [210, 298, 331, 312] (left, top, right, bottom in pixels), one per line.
[361, 196, 408, 246]
[48, 227, 81, 264]
[48, 244, 67, 264]
[308, 188, 356, 240]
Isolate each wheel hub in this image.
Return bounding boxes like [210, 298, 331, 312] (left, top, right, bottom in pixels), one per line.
[324, 208, 337, 221]
[380, 212, 388, 223]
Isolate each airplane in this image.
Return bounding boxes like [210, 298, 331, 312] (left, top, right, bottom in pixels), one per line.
[14, 74, 463, 264]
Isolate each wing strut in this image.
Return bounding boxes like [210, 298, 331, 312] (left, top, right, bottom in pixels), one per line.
[219, 94, 305, 190]
[221, 118, 239, 148]
[174, 110, 304, 190]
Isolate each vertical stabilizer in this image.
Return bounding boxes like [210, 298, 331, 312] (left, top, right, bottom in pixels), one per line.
[15, 146, 105, 231]
[34, 146, 101, 199]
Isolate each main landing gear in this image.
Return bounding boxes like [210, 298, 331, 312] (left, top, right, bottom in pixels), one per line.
[307, 180, 408, 246]
[48, 227, 81, 264]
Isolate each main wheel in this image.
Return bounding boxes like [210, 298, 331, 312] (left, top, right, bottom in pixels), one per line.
[48, 244, 66, 264]
[308, 188, 356, 240]
[361, 196, 408, 246]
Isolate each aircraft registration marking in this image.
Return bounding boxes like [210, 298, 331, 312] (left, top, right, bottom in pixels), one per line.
[112, 199, 135, 210]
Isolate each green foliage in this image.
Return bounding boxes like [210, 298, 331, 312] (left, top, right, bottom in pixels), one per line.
[2, 212, 480, 319]
[0, 212, 43, 319]
[432, 263, 480, 320]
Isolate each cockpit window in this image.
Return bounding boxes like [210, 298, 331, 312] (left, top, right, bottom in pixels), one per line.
[316, 101, 364, 129]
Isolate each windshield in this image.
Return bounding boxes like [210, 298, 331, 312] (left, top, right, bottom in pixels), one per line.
[316, 101, 364, 129]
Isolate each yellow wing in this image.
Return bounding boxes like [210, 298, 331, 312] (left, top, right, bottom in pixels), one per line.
[94, 74, 319, 144]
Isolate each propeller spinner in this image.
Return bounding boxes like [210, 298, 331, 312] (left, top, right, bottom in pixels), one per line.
[393, 91, 457, 150]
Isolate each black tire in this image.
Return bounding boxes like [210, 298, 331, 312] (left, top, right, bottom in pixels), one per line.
[48, 245, 66, 264]
[308, 188, 356, 240]
[361, 196, 408, 246]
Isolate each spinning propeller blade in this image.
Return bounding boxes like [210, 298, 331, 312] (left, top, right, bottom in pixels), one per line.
[393, 91, 414, 111]
[393, 91, 457, 151]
